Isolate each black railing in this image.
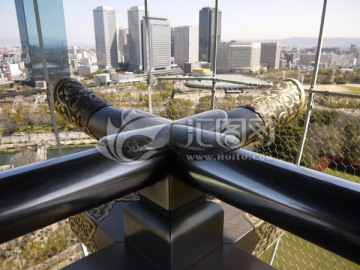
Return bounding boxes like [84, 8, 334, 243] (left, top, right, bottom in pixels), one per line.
[0, 78, 359, 269]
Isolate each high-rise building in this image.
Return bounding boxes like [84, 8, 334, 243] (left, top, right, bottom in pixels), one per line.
[260, 43, 281, 69]
[217, 41, 261, 73]
[118, 27, 129, 63]
[173, 26, 199, 67]
[93, 6, 118, 68]
[171, 28, 175, 58]
[350, 44, 358, 54]
[199, 7, 222, 65]
[142, 17, 171, 73]
[14, 0, 70, 84]
[128, 6, 146, 71]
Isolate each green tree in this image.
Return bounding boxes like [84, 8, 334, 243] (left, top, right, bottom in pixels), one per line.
[134, 82, 147, 90]
[321, 76, 334, 84]
[164, 82, 173, 91]
[163, 98, 194, 120]
[342, 124, 360, 161]
[195, 95, 212, 114]
[256, 123, 314, 167]
[10, 106, 26, 126]
[21, 225, 75, 268]
[311, 109, 340, 125]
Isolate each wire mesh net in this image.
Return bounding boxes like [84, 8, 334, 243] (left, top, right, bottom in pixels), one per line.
[155, 79, 210, 119]
[305, 94, 360, 183]
[262, 232, 359, 270]
[250, 90, 360, 269]
[253, 92, 360, 184]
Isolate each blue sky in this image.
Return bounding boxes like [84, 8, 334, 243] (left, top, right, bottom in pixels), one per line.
[1, 0, 359, 45]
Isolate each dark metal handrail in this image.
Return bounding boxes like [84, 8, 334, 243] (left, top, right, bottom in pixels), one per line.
[180, 149, 360, 264]
[0, 78, 359, 266]
[0, 149, 167, 243]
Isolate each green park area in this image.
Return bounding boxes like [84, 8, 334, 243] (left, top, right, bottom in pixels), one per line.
[304, 83, 360, 95]
[323, 167, 360, 183]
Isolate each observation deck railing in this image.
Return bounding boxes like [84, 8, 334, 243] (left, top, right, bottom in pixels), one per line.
[0, 77, 359, 269]
[1, 0, 360, 268]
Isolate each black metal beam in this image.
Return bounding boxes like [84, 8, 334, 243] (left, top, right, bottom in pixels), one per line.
[0, 148, 168, 243]
[1, 141, 359, 264]
[178, 149, 360, 264]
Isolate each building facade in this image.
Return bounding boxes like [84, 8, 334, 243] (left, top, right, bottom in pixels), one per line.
[142, 17, 171, 73]
[93, 6, 118, 68]
[297, 53, 351, 67]
[128, 6, 146, 71]
[173, 26, 199, 67]
[260, 42, 281, 69]
[199, 7, 222, 65]
[217, 41, 261, 73]
[118, 27, 129, 63]
[14, 0, 70, 84]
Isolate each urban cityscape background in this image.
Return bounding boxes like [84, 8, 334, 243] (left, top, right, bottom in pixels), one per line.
[0, 0, 359, 86]
[0, 0, 359, 270]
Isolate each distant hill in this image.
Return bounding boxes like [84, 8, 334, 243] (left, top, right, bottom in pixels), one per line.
[259, 37, 360, 47]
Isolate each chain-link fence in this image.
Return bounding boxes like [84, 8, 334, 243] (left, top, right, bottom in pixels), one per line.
[253, 90, 360, 184]
[259, 231, 359, 270]
[0, 79, 359, 269]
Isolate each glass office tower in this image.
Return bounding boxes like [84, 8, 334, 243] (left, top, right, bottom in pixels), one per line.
[141, 17, 171, 73]
[93, 6, 118, 68]
[199, 7, 222, 65]
[128, 6, 146, 71]
[15, 0, 70, 85]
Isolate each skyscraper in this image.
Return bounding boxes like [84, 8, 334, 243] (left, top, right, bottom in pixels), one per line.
[128, 6, 146, 71]
[118, 27, 129, 63]
[173, 26, 199, 67]
[199, 7, 222, 65]
[14, 0, 70, 84]
[260, 43, 281, 69]
[171, 28, 175, 58]
[93, 6, 118, 68]
[141, 17, 171, 73]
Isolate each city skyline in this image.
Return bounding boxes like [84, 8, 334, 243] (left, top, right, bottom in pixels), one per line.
[1, 0, 360, 46]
